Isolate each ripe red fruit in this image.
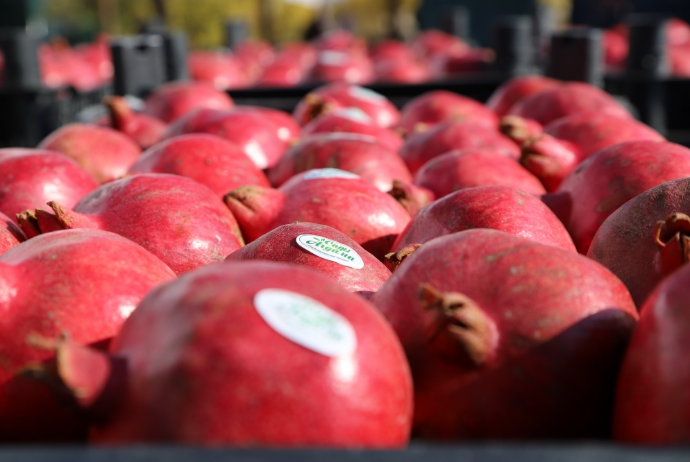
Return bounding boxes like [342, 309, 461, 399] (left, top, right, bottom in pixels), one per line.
[372, 229, 637, 439]
[19, 174, 244, 275]
[399, 120, 520, 175]
[603, 29, 628, 71]
[226, 222, 391, 296]
[257, 60, 305, 87]
[410, 30, 469, 60]
[389, 186, 575, 260]
[188, 51, 249, 90]
[88, 261, 412, 446]
[397, 91, 499, 135]
[224, 169, 410, 259]
[268, 133, 411, 192]
[486, 75, 560, 117]
[232, 106, 301, 145]
[144, 81, 235, 123]
[0, 229, 175, 442]
[293, 83, 400, 128]
[312, 50, 375, 85]
[0, 211, 24, 254]
[103, 96, 167, 149]
[414, 148, 546, 198]
[128, 134, 271, 197]
[548, 141, 690, 254]
[0, 148, 98, 222]
[613, 263, 690, 443]
[588, 177, 690, 308]
[37, 123, 142, 184]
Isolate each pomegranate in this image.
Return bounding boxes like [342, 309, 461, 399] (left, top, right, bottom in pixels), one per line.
[603, 29, 628, 72]
[19, 174, 244, 275]
[414, 148, 546, 198]
[399, 120, 520, 175]
[486, 75, 560, 117]
[301, 108, 403, 152]
[226, 222, 391, 296]
[373, 57, 431, 84]
[144, 81, 234, 123]
[410, 30, 469, 60]
[188, 51, 249, 90]
[521, 111, 664, 191]
[0, 148, 97, 222]
[432, 48, 494, 77]
[103, 96, 167, 149]
[257, 60, 305, 87]
[548, 141, 690, 254]
[268, 133, 411, 192]
[388, 180, 435, 218]
[128, 134, 271, 197]
[231, 106, 301, 145]
[312, 49, 375, 85]
[588, 177, 690, 308]
[87, 261, 412, 445]
[667, 18, 690, 47]
[293, 83, 400, 128]
[224, 169, 410, 259]
[389, 186, 575, 263]
[397, 91, 499, 135]
[499, 115, 544, 146]
[0, 228, 175, 442]
[0, 211, 24, 254]
[37, 123, 142, 184]
[613, 263, 690, 443]
[371, 229, 637, 439]
[318, 30, 368, 54]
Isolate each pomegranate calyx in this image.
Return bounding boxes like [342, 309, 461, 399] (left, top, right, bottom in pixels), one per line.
[654, 212, 690, 276]
[385, 243, 422, 270]
[16, 210, 41, 238]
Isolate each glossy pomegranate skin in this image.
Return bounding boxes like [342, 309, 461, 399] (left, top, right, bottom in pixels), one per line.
[414, 149, 546, 198]
[0, 229, 175, 442]
[232, 106, 301, 145]
[144, 81, 235, 123]
[129, 134, 271, 197]
[397, 90, 499, 135]
[391, 186, 575, 253]
[372, 229, 637, 439]
[188, 51, 248, 90]
[588, 178, 690, 308]
[268, 133, 411, 192]
[0, 211, 24, 254]
[0, 148, 98, 222]
[399, 120, 520, 175]
[613, 263, 690, 444]
[553, 141, 690, 254]
[90, 261, 413, 446]
[226, 222, 391, 296]
[486, 75, 560, 116]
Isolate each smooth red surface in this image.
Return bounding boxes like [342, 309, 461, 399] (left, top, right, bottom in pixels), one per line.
[414, 148, 546, 198]
[144, 81, 235, 123]
[232, 106, 301, 145]
[0, 148, 97, 222]
[486, 75, 560, 117]
[37, 123, 142, 184]
[91, 261, 412, 446]
[188, 51, 249, 90]
[391, 185, 575, 253]
[372, 229, 637, 439]
[226, 222, 391, 295]
[269, 133, 411, 191]
[0, 229, 175, 442]
[312, 50, 375, 86]
[0, 211, 24, 254]
[301, 109, 403, 152]
[129, 134, 271, 197]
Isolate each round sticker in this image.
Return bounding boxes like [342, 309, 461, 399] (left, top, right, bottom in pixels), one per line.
[318, 51, 348, 66]
[333, 107, 373, 124]
[296, 234, 365, 269]
[303, 168, 360, 180]
[254, 289, 357, 357]
[348, 86, 386, 102]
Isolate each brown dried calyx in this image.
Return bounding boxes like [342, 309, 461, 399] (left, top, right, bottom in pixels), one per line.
[385, 243, 421, 270]
[654, 212, 690, 276]
[419, 283, 498, 366]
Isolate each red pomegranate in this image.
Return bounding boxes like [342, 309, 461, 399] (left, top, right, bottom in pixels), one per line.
[37, 123, 142, 184]
[399, 120, 520, 175]
[268, 133, 411, 192]
[0, 148, 97, 222]
[226, 222, 391, 296]
[293, 83, 400, 128]
[144, 81, 235, 123]
[548, 141, 690, 254]
[499, 115, 544, 146]
[603, 29, 628, 71]
[257, 60, 306, 87]
[0, 211, 24, 254]
[317, 29, 368, 54]
[667, 18, 690, 47]
[231, 106, 301, 145]
[414, 148, 546, 198]
[508, 82, 632, 126]
[279, 42, 317, 71]
[188, 51, 249, 90]
[588, 177, 690, 308]
[0, 228, 175, 442]
[301, 108, 403, 152]
[397, 91, 499, 135]
[128, 134, 271, 197]
[312, 50, 375, 85]
[410, 29, 469, 60]
[521, 111, 664, 191]
[486, 75, 560, 117]
[224, 169, 410, 259]
[373, 57, 431, 84]
[372, 229, 637, 439]
[103, 96, 167, 149]
[613, 262, 690, 443]
[389, 186, 575, 262]
[19, 174, 244, 275]
[86, 261, 412, 445]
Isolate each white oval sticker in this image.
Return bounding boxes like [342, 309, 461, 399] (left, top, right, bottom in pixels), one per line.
[254, 289, 357, 357]
[296, 234, 365, 269]
[348, 86, 386, 102]
[303, 168, 360, 180]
